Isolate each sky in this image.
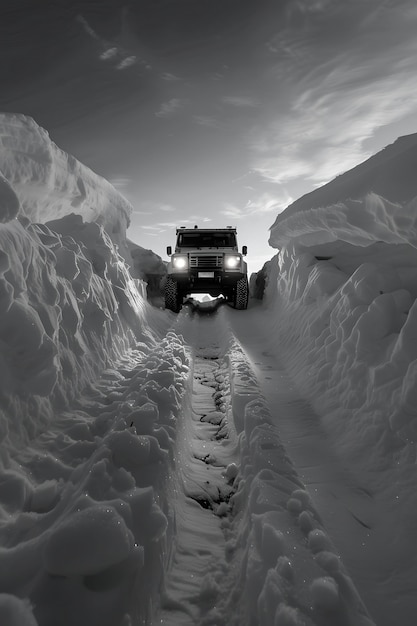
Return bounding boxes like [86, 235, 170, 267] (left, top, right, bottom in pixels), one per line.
[2, 0, 417, 273]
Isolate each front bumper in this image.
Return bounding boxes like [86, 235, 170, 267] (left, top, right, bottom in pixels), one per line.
[170, 269, 246, 295]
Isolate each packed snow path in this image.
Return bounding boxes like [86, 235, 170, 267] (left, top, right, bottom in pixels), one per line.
[151, 304, 375, 626]
[228, 306, 379, 623]
[156, 315, 238, 625]
[228, 303, 417, 626]
[0, 294, 397, 626]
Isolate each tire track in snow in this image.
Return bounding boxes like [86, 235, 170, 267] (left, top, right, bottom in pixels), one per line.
[156, 309, 239, 625]
[157, 305, 375, 626]
[225, 304, 383, 625]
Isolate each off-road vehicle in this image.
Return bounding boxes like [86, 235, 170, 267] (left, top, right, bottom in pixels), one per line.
[165, 226, 248, 312]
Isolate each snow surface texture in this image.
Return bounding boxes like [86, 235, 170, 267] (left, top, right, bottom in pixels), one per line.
[0, 114, 182, 625]
[263, 147, 417, 623]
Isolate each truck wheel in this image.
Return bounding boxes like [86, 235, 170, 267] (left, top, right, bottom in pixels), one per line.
[233, 277, 249, 310]
[165, 277, 182, 312]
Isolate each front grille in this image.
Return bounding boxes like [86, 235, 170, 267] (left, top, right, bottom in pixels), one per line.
[189, 255, 223, 269]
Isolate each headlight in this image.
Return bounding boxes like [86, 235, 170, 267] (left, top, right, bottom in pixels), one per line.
[225, 255, 241, 269]
[173, 255, 188, 269]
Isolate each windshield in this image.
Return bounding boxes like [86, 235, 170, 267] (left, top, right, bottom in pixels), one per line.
[177, 231, 237, 248]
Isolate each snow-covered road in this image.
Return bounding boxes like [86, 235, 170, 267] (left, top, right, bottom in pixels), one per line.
[156, 312, 238, 625]
[227, 303, 417, 626]
[1, 294, 409, 626]
[227, 306, 380, 622]
[148, 303, 375, 626]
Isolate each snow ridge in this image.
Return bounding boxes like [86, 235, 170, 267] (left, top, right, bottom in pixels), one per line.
[267, 192, 417, 458]
[270, 193, 417, 250]
[263, 182, 417, 623]
[0, 113, 132, 256]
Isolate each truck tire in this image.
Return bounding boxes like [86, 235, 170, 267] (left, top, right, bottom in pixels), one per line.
[165, 277, 182, 312]
[233, 277, 249, 310]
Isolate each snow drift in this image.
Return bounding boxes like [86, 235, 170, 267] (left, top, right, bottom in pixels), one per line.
[0, 113, 166, 291]
[259, 141, 417, 625]
[265, 189, 417, 473]
[267, 136, 417, 469]
[0, 113, 180, 625]
[0, 113, 131, 244]
[270, 132, 417, 223]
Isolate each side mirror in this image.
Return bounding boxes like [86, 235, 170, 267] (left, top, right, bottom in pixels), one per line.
[242, 245, 247, 256]
[167, 246, 172, 256]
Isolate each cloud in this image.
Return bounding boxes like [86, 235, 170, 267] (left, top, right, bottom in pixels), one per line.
[140, 221, 180, 234]
[220, 191, 292, 220]
[77, 13, 140, 71]
[220, 204, 244, 219]
[222, 96, 260, 108]
[117, 56, 137, 70]
[160, 73, 181, 81]
[253, 64, 417, 185]
[155, 98, 183, 118]
[251, 1, 417, 187]
[77, 15, 99, 40]
[192, 115, 221, 129]
[245, 192, 293, 215]
[139, 202, 177, 214]
[100, 48, 118, 61]
[188, 215, 212, 223]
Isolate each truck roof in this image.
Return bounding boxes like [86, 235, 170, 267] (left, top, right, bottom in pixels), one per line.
[175, 227, 237, 234]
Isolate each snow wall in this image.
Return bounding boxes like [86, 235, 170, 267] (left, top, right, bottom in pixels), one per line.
[0, 114, 182, 625]
[267, 192, 417, 466]
[0, 114, 132, 251]
[0, 113, 161, 441]
[0, 113, 166, 292]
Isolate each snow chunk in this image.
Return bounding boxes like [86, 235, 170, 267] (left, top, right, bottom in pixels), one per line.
[129, 402, 159, 435]
[43, 505, 137, 576]
[224, 462, 239, 482]
[274, 603, 303, 625]
[310, 576, 339, 610]
[0, 594, 38, 626]
[308, 529, 333, 554]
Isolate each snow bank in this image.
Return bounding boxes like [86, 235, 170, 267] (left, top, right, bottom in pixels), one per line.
[0, 113, 166, 294]
[267, 190, 417, 467]
[0, 114, 188, 624]
[0, 329, 190, 626]
[128, 240, 167, 302]
[0, 113, 132, 254]
[270, 192, 417, 249]
[0, 215, 153, 442]
[269, 132, 417, 224]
